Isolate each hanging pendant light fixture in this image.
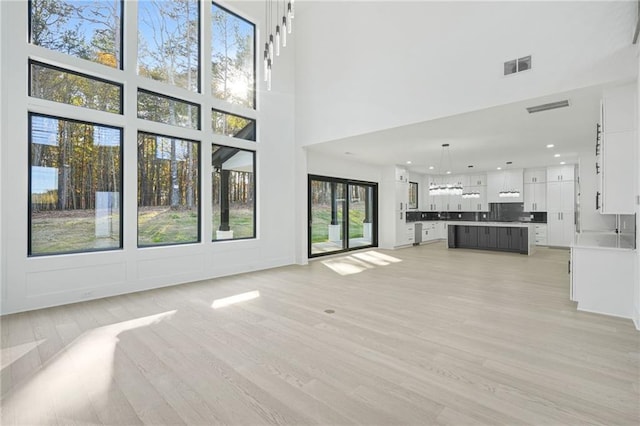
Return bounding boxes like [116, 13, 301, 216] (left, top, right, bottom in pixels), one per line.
[498, 161, 521, 198]
[429, 144, 463, 196]
[263, 0, 295, 91]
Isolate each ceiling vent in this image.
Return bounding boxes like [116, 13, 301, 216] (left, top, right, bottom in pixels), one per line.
[526, 100, 570, 114]
[504, 55, 531, 75]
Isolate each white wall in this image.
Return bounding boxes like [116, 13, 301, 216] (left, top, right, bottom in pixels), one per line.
[636, 47, 640, 330]
[0, 1, 297, 314]
[295, 1, 637, 147]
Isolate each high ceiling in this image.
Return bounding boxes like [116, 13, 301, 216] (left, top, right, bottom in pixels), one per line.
[306, 84, 609, 175]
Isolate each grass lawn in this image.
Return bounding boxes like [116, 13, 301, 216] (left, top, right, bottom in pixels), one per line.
[311, 204, 367, 243]
[137, 207, 199, 246]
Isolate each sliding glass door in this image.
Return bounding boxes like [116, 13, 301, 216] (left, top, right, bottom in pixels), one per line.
[309, 175, 377, 257]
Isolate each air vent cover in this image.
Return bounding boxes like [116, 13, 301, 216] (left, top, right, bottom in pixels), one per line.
[504, 55, 532, 75]
[526, 100, 570, 114]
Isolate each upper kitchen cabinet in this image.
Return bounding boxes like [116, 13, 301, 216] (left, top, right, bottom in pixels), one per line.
[395, 166, 409, 182]
[547, 165, 575, 182]
[598, 83, 637, 214]
[487, 169, 524, 203]
[524, 168, 546, 184]
[467, 174, 487, 186]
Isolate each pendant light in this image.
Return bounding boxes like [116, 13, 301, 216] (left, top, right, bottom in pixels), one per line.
[429, 144, 463, 196]
[498, 161, 520, 198]
[263, 0, 295, 91]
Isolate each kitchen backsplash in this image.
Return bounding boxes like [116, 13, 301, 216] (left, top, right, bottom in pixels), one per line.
[406, 203, 547, 223]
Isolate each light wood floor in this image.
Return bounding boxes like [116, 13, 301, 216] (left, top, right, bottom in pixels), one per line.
[1, 243, 639, 425]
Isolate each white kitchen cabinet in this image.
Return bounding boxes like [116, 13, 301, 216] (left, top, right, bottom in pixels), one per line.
[467, 174, 486, 186]
[547, 181, 575, 212]
[603, 84, 636, 133]
[524, 168, 546, 184]
[395, 180, 409, 212]
[524, 182, 546, 212]
[547, 178, 575, 247]
[598, 84, 637, 214]
[547, 211, 574, 246]
[546, 165, 575, 182]
[396, 220, 414, 246]
[487, 169, 524, 203]
[534, 224, 547, 245]
[465, 185, 488, 212]
[571, 245, 635, 318]
[395, 167, 409, 182]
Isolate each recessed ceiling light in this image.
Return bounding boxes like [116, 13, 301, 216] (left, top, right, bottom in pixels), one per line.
[446, 171, 452, 174]
[406, 160, 412, 164]
[496, 167, 502, 170]
[546, 144, 554, 148]
[428, 166, 434, 170]
[560, 161, 566, 165]
[554, 154, 560, 158]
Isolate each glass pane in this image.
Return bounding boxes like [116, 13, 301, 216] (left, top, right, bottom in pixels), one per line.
[211, 3, 255, 108]
[138, 90, 200, 129]
[212, 109, 255, 141]
[310, 180, 345, 255]
[137, 132, 199, 246]
[409, 182, 418, 209]
[30, 61, 122, 113]
[348, 185, 374, 249]
[30, 114, 122, 255]
[212, 145, 255, 241]
[138, 0, 200, 92]
[30, 0, 122, 68]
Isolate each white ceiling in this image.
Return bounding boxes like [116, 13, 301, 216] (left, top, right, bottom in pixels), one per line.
[305, 84, 609, 175]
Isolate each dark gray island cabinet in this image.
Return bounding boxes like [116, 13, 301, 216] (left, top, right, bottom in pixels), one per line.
[447, 222, 536, 255]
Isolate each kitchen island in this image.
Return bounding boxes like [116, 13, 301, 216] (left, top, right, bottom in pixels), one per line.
[447, 221, 536, 255]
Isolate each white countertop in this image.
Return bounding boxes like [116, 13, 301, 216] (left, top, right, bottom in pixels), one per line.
[445, 221, 535, 228]
[573, 231, 635, 251]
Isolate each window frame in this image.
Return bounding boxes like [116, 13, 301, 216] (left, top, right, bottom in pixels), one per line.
[137, 131, 202, 248]
[137, 0, 202, 93]
[211, 144, 256, 242]
[28, 0, 125, 70]
[307, 174, 379, 259]
[27, 112, 124, 257]
[211, 108, 256, 141]
[211, 1, 257, 110]
[409, 181, 418, 210]
[137, 88, 202, 130]
[29, 59, 124, 114]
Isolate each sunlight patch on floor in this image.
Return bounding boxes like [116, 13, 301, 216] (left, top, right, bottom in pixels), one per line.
[212, 290, 260, 309]
[1, 310, 176, 424]
[0, 339, 46, 371]
[321, 251, 401, 276]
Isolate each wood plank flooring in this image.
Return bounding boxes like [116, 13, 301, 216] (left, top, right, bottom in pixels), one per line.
[1, 242, 638, 425]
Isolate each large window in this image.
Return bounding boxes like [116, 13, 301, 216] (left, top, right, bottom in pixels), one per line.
[29, 114, 122, 256]
[138, 0, 200, 92]
[212, 145, 255, 241]
[309, 176, 377, 257]
[138, 133, 200, 247]
[24, 1, 258, 256]
[211, 3, 255, 108]
[30, 0, 123, 68]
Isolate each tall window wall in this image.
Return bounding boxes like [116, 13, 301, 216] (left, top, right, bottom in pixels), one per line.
[26, 0, 257, 256]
